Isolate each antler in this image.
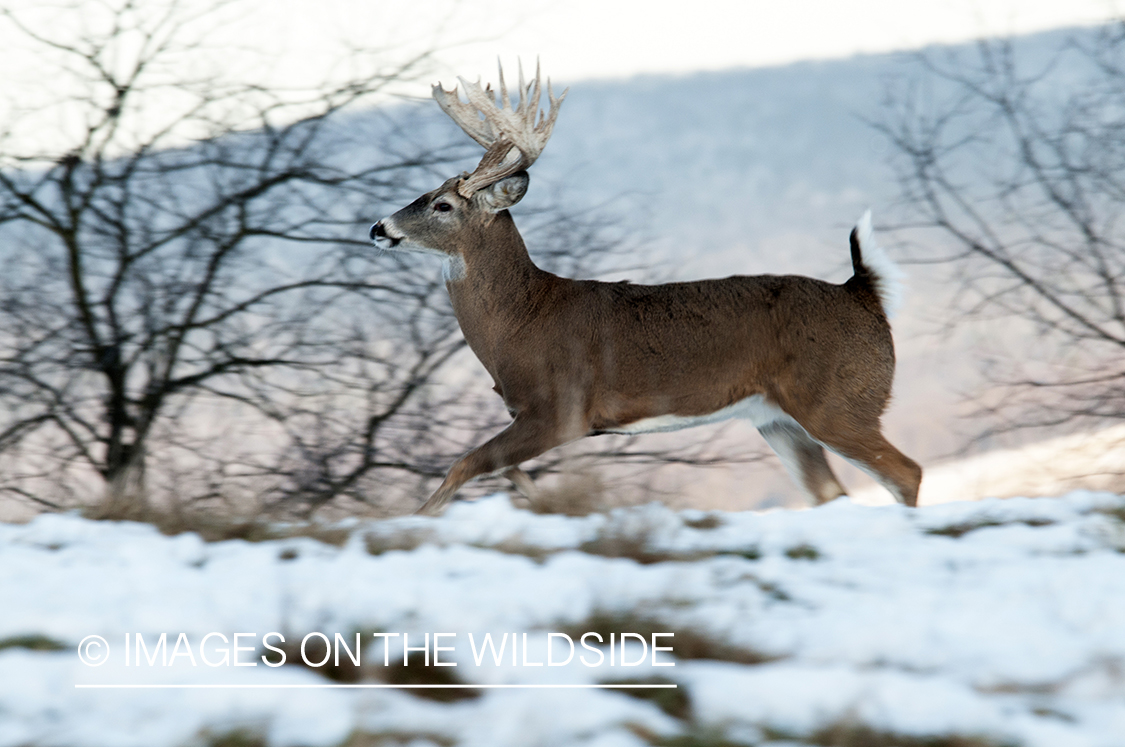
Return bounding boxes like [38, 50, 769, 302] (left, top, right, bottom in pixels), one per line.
[433, 60, 567, 198]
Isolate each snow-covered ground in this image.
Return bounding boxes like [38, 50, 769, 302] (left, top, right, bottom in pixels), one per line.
[2, 491, 1124, 747]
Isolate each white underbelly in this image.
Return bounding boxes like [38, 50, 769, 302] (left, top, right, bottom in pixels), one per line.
[603, 394, 789, 435]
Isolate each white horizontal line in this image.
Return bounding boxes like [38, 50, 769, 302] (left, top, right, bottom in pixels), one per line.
[75, 683, 677, 690]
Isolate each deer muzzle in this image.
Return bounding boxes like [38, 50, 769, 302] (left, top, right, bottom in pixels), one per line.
[369, 220, 401, 248]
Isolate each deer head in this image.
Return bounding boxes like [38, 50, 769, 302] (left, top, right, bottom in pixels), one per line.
[370, 62, 566, 268]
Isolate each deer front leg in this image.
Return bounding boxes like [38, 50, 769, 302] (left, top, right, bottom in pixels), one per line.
[416, 414, 568, 516]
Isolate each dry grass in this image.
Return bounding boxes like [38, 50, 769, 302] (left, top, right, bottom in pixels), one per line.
[803, 722, 1016, 747]
[0, 634, 67, 652]
[578, 530, 675, 565]
[363, 529, 434, 556]
[196, 715, 1014, 747]
[200, 730, 267, 747]
[376, 659, 479, 703]
[268, 633, 367, 684]
[559, 611, 778, 667]
[925, 517, 1054, 539]
[271, 633, 480, 703]
[601, 675, 690, 720]
[527, 473, 614, 516]
[340, 732, 455, 747]
[682, 514, 725, 530]
[365, 529, 558, 564]
[83, 499, 352, 546]
[1094, 504, 1125, 523]
[785, 543, 822, 560]
[634, 726, 757, 747]
[578, 517, 760, 565]
[578, 534, 761, 564]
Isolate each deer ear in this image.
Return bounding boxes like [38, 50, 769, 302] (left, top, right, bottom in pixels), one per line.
[477, 171, 529, 213]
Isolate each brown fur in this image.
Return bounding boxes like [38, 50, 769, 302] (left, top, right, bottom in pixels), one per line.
[374, 174, 921, 514]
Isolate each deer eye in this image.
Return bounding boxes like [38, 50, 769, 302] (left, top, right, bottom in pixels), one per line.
[433, 201, 453, 213]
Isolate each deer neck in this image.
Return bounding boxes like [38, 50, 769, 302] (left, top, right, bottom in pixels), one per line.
[445, 216, 555, 372]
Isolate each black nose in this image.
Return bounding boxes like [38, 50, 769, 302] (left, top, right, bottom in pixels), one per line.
[369, 222, 384, 241]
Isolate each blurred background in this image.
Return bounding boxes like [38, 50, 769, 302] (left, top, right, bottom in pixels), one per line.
[0, 0, 1123, 522]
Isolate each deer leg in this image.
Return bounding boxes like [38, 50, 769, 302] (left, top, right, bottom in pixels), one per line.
[758, 420, 847, 505]
[503, 467, 540, 503]
[804, 421, 922, 507]
[416, 414, 566, 516]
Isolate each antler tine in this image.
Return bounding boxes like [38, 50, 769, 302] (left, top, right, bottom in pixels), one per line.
[517, 60, 527, 115]
[515, 59, 542, 126]
[497, 59, 511, 113]
[533, 60, 545, 124]
[433, 61, 568, 198]
[544, 78, 555, 131]
[432, 79, 494, 149]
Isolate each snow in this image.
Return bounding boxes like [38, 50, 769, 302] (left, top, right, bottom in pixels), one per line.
[1, 491, 1124, 746]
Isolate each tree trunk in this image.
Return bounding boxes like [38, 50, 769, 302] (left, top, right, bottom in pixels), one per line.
[96, 443, 148, 520]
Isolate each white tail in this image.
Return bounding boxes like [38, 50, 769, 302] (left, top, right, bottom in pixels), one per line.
[371, 65, 921, 515]
[853, 209, 905, 317]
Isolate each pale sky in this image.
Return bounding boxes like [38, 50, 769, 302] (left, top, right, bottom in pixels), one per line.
[249, 0, 1122, 88]
[1, 0, 1121, 93]
[0, 0, 1119, 153]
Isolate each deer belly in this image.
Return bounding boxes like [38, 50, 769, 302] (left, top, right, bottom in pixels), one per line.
[603, 394, 787, 435]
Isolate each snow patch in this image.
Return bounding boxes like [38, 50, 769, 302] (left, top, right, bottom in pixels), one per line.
[1, 492, 1123, 746]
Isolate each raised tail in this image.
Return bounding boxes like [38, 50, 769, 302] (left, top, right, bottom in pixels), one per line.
[848, 210, 905, 318]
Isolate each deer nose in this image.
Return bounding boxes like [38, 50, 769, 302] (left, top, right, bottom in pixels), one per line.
[369, 222, 385, 241]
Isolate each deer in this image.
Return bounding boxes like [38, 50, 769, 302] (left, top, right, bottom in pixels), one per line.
[370, 63, 922, 516]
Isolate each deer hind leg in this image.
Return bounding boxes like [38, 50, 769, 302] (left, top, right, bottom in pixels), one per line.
[757, 420, 847, 505]
[416, 414, 565, 516]
[503, 467, 539, 504]
[803, 419, 922, 507]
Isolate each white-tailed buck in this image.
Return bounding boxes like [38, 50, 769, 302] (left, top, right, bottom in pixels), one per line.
[371, 63, 921, 515]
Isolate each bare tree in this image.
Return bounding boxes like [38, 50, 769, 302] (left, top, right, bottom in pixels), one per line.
[876, 24, 1125, 438]
[0, 0, 459, 513]
[0, 0, 745, 519]
[0, 0, 485, 516]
